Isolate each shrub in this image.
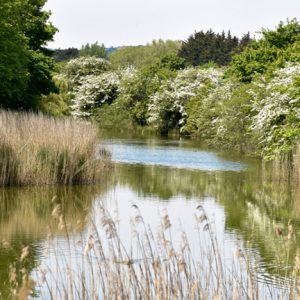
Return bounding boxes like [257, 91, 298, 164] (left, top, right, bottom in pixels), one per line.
[71, 67, 137, 118]
[63, 57, 111, 87]
[250, 63, 300, 158]
[147, 67, 223, 133]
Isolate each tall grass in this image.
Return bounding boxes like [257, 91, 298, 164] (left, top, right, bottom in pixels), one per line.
[0, 110, 109, 186]
[10, 204, 299, 299]
[262, 142, 300, 185]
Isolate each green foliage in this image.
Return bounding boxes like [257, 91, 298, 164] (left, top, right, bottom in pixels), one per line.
[178, 30, 251, 67]
[226, 46, 280, 83]
[25, 50, 57, 108]
[183, 84, 221, 138]
[71, 72, 121, 117]
[250, 63, 300, 158]
[156, 54, 187, 71]
[48, 19, 300, 164]
[93, 101, 133, 129]
[52, 48, 79, 62]
[115, 55, 186, 126]
[111, 69, 157, 126]
[109, 39, 182, 69]
[40, 75, 71, 116]
[0, 0, 57, 110]
[23, 0, 57, 51]
[184, 61, 300, 157]
[227, 19, 300, 82]
[206, 83, 256, 152]
[0, 0, 29, 108]
[80, 42, 107, 59]
[147, 67, 223, 134]
[261, 19, 300, 48]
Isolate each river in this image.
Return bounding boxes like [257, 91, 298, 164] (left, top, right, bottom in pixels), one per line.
[0, 133, 299, 299]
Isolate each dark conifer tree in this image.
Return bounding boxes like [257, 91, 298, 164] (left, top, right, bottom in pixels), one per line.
[178, 29, 252, 66]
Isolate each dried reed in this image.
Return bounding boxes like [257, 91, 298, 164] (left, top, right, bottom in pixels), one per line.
[13, 204, 297, 299]
[0, 110, 109, 186]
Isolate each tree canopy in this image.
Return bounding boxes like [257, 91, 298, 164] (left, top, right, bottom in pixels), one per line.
[52, 48, 79, 62]
[80, 42, 107, 59]
[178, 30, 252, 66]
[0, 0, 57, 110]
[109, 40, 182, 69]
[226, 19, 300, 82]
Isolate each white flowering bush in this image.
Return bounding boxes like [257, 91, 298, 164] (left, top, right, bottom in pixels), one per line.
[63, 57, 111, 87]
[250, 63, 300, 157]
[183, 76, 257, 153]
[147, 67, 223, 132]
[71, 67, 137, 118]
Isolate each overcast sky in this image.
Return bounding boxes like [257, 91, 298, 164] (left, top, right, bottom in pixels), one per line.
[45, 0, 300, 49]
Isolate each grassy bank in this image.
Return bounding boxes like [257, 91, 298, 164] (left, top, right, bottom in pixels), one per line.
[0, 111, 108, 186]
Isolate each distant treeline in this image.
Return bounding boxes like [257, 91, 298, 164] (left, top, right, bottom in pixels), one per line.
[52, 43, 119, 62]
[52, 31, 252, 66]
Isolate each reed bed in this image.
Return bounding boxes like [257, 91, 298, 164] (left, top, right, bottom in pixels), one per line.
[261, 142, 300, 185]
[0, 110, 108, 186]
[8, 203, 300, 299]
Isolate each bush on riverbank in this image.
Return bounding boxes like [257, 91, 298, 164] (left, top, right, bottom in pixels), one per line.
[49, 20, 300, 163]
[0, 111, 107, 186]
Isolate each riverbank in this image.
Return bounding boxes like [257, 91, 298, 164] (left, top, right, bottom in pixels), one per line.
[1, 134, 300, 298]
[0, 111, 109, 186]
[44, 21, 300, 171]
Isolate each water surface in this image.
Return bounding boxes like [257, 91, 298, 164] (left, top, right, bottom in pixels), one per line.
[0, 134, 300, 298]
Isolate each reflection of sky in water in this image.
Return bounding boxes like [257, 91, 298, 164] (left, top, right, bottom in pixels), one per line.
[105, 141, 245, 172]
[0, 137, 293, 298]
[34, 185, 290, 299]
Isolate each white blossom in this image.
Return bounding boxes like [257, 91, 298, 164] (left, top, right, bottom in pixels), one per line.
[250, 62, 300, 153]
[148, 67, 223, 128]
[71, 67, 137, 118]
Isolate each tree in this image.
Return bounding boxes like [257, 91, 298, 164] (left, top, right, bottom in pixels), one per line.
[178, 30, 251, 66]
[0, 0, 57, 110]
[80, 42, 107, 59]
[0, 0, 29, 108]
[52, 48, 80, 62]
[227, 19, 300, 82]
[109, 40, 182, 69]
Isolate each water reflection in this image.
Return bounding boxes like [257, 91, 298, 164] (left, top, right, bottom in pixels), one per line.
[0, 184, 110, 298]
[112, 162, 300, 282]
[0, 137, 300, 297]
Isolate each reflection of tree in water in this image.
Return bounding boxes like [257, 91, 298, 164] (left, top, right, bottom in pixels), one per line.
[0, 183, 110, 298]
[113, 163, 300, 280]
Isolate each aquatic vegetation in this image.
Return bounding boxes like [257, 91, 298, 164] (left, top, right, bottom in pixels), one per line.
[8, 204, 299, 299]
[0, 110, 109, 186]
